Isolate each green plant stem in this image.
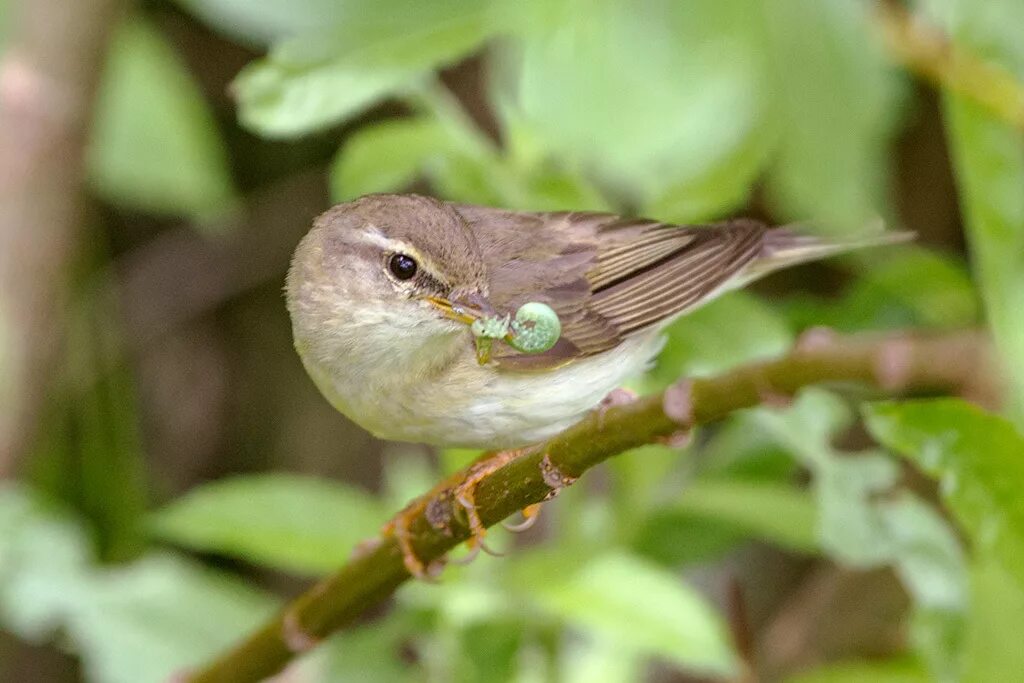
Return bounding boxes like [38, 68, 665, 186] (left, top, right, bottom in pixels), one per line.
[875, 3, 1024, 130]
[185, 330, 988, 683]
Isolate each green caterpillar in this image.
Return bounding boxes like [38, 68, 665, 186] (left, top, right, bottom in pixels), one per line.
[471, 302, 561, 364]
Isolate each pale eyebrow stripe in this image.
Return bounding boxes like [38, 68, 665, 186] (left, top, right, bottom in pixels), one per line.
[358, 226, 452, 286]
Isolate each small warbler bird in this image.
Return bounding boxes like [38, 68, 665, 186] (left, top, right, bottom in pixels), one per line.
[287, 194, 901, 450]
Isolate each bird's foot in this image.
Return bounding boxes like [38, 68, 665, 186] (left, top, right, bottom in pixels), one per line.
[380, 477, 458, 581]
[452, 448, 529, 559]
[383, 449, 545, 575]
[380, 504, 431, 580]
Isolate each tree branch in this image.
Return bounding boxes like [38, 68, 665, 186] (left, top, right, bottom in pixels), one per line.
[184, 330, 988, 683]
[0, 0, 125, 474]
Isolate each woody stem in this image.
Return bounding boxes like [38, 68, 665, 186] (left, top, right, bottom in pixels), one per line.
[185, 330, 988, 683]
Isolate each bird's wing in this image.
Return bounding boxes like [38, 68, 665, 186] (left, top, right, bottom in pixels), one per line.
[452, 204, 769, 370]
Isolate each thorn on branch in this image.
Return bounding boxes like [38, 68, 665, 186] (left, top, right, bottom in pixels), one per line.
[349, 536, 383, 561]
[795, 326, 838, 352]
[874, 337, 915, 392]
[662, 378, 694, 427]
[281, 609, 320, 654]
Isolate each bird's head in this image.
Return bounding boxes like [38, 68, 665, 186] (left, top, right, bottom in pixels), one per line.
[286, 194, 496, 373]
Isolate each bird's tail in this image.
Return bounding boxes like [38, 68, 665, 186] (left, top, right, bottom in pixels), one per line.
[740, 223, 914, 284]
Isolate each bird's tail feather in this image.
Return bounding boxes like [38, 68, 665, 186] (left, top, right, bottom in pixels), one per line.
[741, 225, 914, 284]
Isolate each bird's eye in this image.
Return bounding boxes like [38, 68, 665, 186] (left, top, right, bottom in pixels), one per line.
[388, 253, 418, 281]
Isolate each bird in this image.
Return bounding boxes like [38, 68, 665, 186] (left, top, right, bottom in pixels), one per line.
[285, 193, 905, 575]
[287, 193, 903, 449]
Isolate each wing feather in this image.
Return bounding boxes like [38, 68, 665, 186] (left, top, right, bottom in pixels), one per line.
[451, 204, 774, 369]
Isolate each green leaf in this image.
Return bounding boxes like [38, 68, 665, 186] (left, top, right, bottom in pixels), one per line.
[0, 1, 9, 48]
[865, 399, 1024, 589]
[643, 292, 792, 393]
[761, 391, 968, 678]
[644, 123, 774, 223]
[504, 0, 765, 200]
[560, 633, 643, 683]
[785, 658, 931, 683]
[233, 0, 497, 137]
[0, 485, 93, 641]
[382, 447, 438, 512]
[669, 479, 818, 553]
[0, 486, 281, 683]
[532, 553, 738, 676]
[150, 474, 384, 575]
[459, 619, 525, 683]
[88, 18, 236, 224]
[633, 511, 751, 567]
[752, 389, 853, 464]
[172, 0, 345, 46]
[489, 92, 612, 210]
[943, 99, 1024, 424]
[782, 247, 979, 333]
[330, 117, 448, 200]
[440, 448, 483, 475]
[850, 248, 980, 329]
[930, 0, 1024, 422]
[962, 551, 1024, 682]
[760, 0, 902, 231]
[697, 413, 799, 482]
[69, 554, 278, 683]
[760, 393, 966, 592]
[320, 615, 419, 683]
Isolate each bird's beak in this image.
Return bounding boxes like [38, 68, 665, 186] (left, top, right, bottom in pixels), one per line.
[423, 292, 496, 326]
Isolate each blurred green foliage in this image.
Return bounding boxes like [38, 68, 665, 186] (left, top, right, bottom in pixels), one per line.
[88, 18, 237, 224]
[5, 0, 1024, 681]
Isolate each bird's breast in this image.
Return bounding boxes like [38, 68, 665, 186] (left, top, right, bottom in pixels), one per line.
[307, 330, 665, 449]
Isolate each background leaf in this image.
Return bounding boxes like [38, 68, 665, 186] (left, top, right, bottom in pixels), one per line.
[330, 117, 449, 200]
[665, 479, 818, 553]
[88, 18, 236, 224]
[150, 474, 385, 575]
[172, 0, 345, 46]
[760, 0, 903, 231]
[68, 554, 278, 683]
[502, 0, 764, 203]
[0, 485, 93, 641]
[865, 399, 1024, 590]
[759, 391, 968, 678]
[782, 247, 979, 333]
[233, 0, 497, 137]
[961, 551, 1024, 682]
[641, 291, 793, 393]
[934, 0, 1024, 423]
[532, 553, 738, 676]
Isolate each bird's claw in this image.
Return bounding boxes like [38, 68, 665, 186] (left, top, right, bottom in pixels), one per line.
[383, 448, 536, 575]
[502, 503, 542, 532]
[450, 448, 531, 564]
[381, 503, 443, 582]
